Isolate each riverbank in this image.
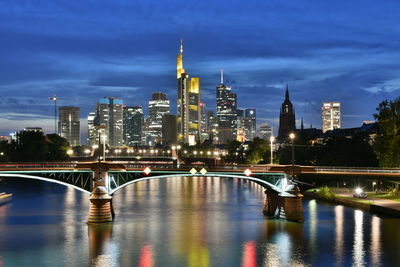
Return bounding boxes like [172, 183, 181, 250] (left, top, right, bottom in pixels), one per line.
[304, 190, 400, 217]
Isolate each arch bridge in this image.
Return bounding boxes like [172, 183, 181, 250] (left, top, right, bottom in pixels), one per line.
[0, 162, 304, 223]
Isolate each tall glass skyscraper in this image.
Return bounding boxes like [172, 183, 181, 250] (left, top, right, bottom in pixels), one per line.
[147, 92, 170, 145]
[90, 97, 123, 147]
[176, 40, 201, 145]
[322, 102, 341, 133]
[216, 70, 237, 144]
[123, 106, 144, 146]
[58, 106, 80, 146]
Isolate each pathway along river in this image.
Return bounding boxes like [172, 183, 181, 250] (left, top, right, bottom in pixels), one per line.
[1, 177, 400, 266]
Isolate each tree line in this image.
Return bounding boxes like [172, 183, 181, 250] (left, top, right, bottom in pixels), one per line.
[0, 131, 70, 162]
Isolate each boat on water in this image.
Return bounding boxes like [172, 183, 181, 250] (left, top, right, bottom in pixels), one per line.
[0, 192, 12, 205]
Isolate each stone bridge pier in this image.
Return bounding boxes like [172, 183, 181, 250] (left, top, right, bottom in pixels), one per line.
[83, 162, 125, 224]
[263, 185, 304, 222]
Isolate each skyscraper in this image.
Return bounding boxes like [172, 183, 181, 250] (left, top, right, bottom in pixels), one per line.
[176, 40, 201, 145]
[207, 110, 218, 143]
[162, 114, 177, 145]
[216, 70, 237, 144]
[244, 108, 256, 141]
[123, 106, 144, 146]
[92, 97, 123, 147]
[147, 92, 170, 145]
[87, 112, 97, 146]
[278, 85, 296, 140]
[322, 102, 341, 133]
[199, 102, 208, 142]
[260, 124, 273, 140]
[58, 106, 80, 146]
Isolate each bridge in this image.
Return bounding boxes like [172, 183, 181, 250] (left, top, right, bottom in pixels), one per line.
[0, 162, 305, 223]
[3, 162, 399, 224]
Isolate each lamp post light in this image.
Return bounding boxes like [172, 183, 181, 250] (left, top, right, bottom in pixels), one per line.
[269, 136, 275, 165]
[289, 132, 296, 179]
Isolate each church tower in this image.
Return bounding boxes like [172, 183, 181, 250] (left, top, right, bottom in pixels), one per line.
[278, 85, 296, 140]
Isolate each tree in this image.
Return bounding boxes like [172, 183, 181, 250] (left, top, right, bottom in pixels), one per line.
[223, 140, 246, 163]
[245, 137, 270, 164]
[374, 98, 400, 167]
[316, 134, 378, 167]
[15, 131, 49, 162]
[46, 134, 70, 161]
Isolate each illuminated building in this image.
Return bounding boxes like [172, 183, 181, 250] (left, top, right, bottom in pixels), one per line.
[237, 108, 256, 141]
[207, 110, 218, 143]
[260, 124, 272, 140]
[146, 92, 170, 145]
[278, 85, 296, 140]
[123, 106, 144, 146]
[87, 112, 97, 146]
[216, 70, 237, 144]
[58, 106, 80, 146]
[176, 40, 201, 145]
[199, 102, 208, 142]
[91, 97, 123, 147]
[322, 102, 341, 133]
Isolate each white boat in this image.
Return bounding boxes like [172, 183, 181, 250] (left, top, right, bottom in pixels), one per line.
[0, 192, 12, 205]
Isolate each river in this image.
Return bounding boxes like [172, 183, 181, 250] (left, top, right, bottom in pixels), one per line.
[1, 177, 400, 266]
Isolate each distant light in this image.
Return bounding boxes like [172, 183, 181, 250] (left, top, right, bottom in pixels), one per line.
[200, 168, 207, 175]
[289, 133, 295, 140]
[190, 168, 197, 175]
[244, 169, 252, 176]
[66, 149, 73, 155]
[270, 136, 275, 142]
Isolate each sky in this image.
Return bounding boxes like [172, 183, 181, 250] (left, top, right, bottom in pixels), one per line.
[1, 0, 399, 142]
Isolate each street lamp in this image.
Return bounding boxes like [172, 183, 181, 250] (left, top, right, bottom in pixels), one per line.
[289, 132, 296, 179]
[269, 136, 275, 165]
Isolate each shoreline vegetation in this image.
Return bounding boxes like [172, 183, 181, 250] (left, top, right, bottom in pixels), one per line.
[304, 186, 400, 217]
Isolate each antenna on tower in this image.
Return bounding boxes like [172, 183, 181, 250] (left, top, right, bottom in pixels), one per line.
[220, 69, 224, 84]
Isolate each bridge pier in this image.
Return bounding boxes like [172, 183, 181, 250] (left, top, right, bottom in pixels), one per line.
[263, 185, 304, 222]
[87, 162, 118, 224]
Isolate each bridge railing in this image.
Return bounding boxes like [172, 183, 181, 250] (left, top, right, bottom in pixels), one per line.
[0, 162, 76, 169]
[314, 166, 400, 174]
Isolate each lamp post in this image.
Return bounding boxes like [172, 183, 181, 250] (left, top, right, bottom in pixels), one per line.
[269, 136, 275, 165]
[289, 132, 296, 179]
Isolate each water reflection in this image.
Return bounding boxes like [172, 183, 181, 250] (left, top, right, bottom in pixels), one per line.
[334, 205, 344, 266]
[88, 224, 115, 266]
[353, 210, 365, 267]
[308, 199, 318, 258]
[1, 177, 400, 266]
[370, 216, 381, 266]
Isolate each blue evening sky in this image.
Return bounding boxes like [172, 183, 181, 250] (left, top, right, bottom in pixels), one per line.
[0, 0, 399, 142]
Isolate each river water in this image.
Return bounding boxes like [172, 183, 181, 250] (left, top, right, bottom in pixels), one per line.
[1, 177, 400, 266]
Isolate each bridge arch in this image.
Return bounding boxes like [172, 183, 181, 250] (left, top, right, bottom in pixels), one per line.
[0, 173, 91, 194]
[108, 173, 286, 195]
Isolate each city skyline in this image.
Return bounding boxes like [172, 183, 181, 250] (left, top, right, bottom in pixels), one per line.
[1, 1, 399, 140]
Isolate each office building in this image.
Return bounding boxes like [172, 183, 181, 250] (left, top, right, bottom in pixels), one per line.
[216, 70, 237, 144]
[278, 85, 296, 140]
[260, 124, 273, 140]
[89, 97, 123, 147]
[123, 106, 144, 146]
[162, 114, 177, 145]
[147, 92, 170, 145]
[322, 102, 341, 133]
[58, 106, 80, 146]
[176, 40, 201, 145]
